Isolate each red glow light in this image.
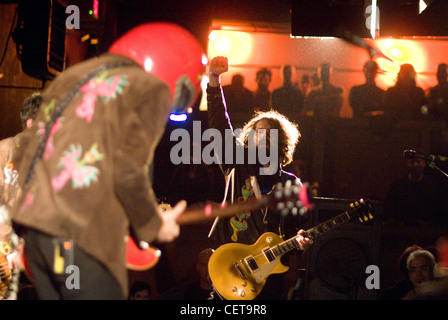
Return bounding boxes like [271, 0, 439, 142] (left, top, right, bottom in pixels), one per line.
[93, 0, 99, 17]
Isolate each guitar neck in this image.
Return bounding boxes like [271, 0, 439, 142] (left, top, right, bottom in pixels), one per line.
[269, 202, 370, 257]
[176, 196, 269, 225]
[304, 209, 353, 240]
[170, 179, 309, 226]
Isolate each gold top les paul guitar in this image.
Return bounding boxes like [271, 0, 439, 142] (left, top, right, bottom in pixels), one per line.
[208, 198, 374, 300]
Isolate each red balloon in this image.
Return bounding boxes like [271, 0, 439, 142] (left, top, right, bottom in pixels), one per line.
[109, 22, 206, 113]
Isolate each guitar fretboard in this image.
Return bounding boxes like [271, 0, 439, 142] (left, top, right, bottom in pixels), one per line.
[266, 201, 371, 261]
[304, 211, 352, 240]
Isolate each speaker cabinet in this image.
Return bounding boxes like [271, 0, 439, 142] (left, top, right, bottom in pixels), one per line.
[14, 0, 67, 80]
[304, 197, 382, 300]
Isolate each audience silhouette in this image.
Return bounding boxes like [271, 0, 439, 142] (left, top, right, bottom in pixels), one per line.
[222, 73, 254, 129]
[349, 60, 385, 117]
[384, 63, 427, 121]
[272, 65, 304, 124]
[303, 63, 343, 118]
[253, 68, 272, 112]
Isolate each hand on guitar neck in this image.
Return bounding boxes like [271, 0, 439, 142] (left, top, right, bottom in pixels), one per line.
[295, 229, 313, 251]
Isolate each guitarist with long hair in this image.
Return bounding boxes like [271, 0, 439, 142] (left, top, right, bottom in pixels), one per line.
[206, 56, 312, 300]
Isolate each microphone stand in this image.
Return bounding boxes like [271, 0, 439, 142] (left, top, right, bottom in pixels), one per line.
[428, 159, 448, 179]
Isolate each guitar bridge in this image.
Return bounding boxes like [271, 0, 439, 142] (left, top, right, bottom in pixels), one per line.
[232, 262, 247, 279]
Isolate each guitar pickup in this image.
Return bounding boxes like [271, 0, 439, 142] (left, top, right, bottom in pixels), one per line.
[244, 256, 259, 272]
[262, 247, 276, 262]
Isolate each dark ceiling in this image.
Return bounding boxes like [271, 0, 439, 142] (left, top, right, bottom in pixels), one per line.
[113, 0, 293, 47]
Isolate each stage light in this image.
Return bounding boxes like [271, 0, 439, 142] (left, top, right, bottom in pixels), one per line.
[374, 39, 427, 88]
[169, 113, 188, 122]
[207, 30, 252, 65]
[214, 34, 232, 54]
[92, 0, 99, 17]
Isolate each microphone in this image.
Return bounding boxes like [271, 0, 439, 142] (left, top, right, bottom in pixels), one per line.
[335, 28, 393, 61]
[403, 150, 448, 162]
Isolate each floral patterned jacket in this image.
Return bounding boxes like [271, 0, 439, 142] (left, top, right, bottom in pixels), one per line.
[10, 54, 171, 296]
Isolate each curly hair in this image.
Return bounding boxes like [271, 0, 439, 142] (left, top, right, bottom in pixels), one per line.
[239, 110, 300, 166]
[20, 92, 43, 129]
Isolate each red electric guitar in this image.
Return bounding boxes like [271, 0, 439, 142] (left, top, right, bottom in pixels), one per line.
[126, 180, 311, 271]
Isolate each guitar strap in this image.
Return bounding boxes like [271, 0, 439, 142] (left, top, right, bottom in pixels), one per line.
[208, 168, 234, 238]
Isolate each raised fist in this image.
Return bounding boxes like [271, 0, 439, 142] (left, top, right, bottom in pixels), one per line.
[209, 56, 229, 75]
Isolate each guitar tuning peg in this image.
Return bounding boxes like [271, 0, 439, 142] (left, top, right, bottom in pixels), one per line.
[275, 190, 283, 199]
[368, 213, 373, 220]
[292, 185, 300, 195]
[358, 217, 364, 223]
[291, 207, 298, 216]
[285, 180, 292, 188]
[276, 202, 285, 211]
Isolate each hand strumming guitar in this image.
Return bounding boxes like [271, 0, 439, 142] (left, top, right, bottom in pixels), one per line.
[156, 200, 187, 243]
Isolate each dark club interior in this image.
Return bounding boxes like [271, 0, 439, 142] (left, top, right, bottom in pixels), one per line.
[1, 0, 448, 303]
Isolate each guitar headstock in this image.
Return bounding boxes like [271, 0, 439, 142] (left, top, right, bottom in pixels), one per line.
[268, 179, 312, 216]
[348, 199, 374, 223]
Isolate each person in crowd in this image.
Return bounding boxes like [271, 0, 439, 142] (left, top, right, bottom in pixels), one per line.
[381, 244, 422, 300]
[0, 92, 42, 211]
[349, 60, 385, 117]
[402, 249, 437, 299]
[382, 157, 448, 226]
[222, 73, 254, 129]
[303, 63, 343, 118]
[0, 92, 43, 300]
[128, 281, 151, 300]
[425, 63, 448, 120]
[253, 68, 272, 112]
[300, 74, 312, 100]
[272, 65, 304, 124]
[384, 63, 427, 120]
[183, 248, 215, 300]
